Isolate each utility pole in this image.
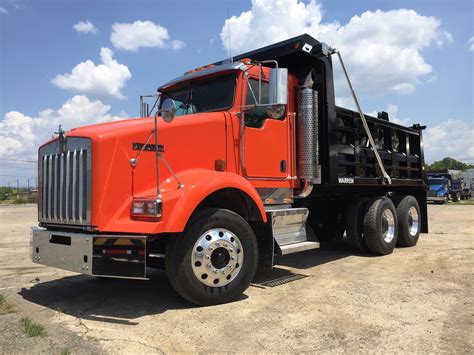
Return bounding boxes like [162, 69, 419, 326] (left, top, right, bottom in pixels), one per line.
[27, 179, 30, 191]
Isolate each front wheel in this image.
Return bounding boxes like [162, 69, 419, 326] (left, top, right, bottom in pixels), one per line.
[453, 192, 461, 202]
[165, 208, 258, 306]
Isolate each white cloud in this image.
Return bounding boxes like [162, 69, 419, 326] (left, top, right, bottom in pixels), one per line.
[0, 96, 127, 159]
[468, 37, 474, 52]
[0, 7, 8, 14]
[424, 120, 474, 163]
[171, 39, 186, 50]
[220, 0, 452, 97]
[51, 47, 132, 100]
[110, 20, 185, 51]
[73, 20, 97, 34]
[367, 104, 410, 126]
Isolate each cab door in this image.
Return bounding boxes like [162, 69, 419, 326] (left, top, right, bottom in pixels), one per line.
[243, 78, 289, 180]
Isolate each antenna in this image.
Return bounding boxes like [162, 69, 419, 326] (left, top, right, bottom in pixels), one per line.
[227, 8, 233, 63]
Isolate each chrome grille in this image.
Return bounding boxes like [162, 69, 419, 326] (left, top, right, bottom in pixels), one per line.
[39, 138, 91, 225]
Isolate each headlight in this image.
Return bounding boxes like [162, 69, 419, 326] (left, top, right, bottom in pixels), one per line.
[131, 198, 162, 218]
[437, 191, 445, 197]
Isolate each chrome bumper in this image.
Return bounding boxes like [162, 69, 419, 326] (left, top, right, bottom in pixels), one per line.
[30, 227, 148, 279]
[427, 196, 446, 202]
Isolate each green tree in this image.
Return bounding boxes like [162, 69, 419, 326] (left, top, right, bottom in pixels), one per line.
[0, 187, 12, 201]
[426, 157, 474, 171]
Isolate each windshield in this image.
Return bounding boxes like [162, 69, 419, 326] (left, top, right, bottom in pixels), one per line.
[428, 178, 445, 186]
[160, 73, 236, 117]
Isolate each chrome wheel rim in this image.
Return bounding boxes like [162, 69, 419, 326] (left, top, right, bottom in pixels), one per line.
[408, 206, 419, 237]
[191, 228, 243, 287]
[381, 209, 395, 243]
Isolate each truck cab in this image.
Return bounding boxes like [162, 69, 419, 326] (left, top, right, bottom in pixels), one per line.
[31, 34, 428, 305]
[427, 177, 449, 203]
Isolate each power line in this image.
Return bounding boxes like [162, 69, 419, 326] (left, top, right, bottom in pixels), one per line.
[0, 174, 36, 178]
[0, 157, 37, 163]
[0, 164, 36, 171]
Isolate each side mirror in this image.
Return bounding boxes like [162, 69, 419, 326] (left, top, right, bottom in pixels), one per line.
[267, 68, 288, 119]
[269, 68, 288, 105]
[160, 98, 176, 123]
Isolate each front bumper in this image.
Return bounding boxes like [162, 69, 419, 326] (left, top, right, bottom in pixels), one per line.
[31, 227, 148, 279]
[427, 196, 446, 202]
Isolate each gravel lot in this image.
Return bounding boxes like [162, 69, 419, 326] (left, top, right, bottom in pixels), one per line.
[0, 203, 472, 354]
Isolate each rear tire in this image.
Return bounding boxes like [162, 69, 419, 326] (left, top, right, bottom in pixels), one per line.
[364, 197, 398, 255]
[345, 197, 370, 253]
[165, 208, 258, 306]
[395, 195, 421, 247]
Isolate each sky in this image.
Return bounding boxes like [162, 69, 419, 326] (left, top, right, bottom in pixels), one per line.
[0, 0, 473, 187]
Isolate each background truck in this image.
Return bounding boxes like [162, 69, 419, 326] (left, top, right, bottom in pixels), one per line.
[426, 175, 450, 203]
[31, 34, 428, 305]
[427, 170, 465, 202]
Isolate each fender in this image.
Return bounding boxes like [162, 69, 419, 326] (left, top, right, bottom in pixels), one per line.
[161, 169, 267, 232]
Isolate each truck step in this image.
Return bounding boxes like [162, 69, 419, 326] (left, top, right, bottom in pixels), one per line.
[279, 241, 320, 255]
[265, 207, 309, 246]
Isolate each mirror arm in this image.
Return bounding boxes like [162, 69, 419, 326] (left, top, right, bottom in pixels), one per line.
[154, 111, 161, 198]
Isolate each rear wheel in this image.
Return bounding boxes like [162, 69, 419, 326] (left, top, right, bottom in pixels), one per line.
[395, 195, 421, 247]
[165, 208, 258, 306]
[345, 197, 370, 253]
[364, 197, 398, 255]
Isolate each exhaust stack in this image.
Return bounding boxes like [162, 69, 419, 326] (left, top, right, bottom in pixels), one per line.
[296, 71, 321, 196]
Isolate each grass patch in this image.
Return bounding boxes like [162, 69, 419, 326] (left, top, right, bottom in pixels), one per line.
[0, 294, 14, 315]
[20, 317, 46, 337]
[61, 349, 71, 355]
[457, 199, 474, 205]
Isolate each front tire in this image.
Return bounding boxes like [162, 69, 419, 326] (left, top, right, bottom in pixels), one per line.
[364, 197, 398, 255]
[453, 192, 461, 202]
[165, 208, 258, 306]
[395, 195, 421, 247]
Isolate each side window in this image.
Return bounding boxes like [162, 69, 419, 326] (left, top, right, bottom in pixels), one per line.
[245, 79, 270, 128]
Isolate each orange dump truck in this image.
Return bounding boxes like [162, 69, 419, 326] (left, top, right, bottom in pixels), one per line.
[31, 34, 428, 305]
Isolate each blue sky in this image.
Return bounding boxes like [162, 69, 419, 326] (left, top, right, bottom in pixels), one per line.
[0, 0, 473, 187]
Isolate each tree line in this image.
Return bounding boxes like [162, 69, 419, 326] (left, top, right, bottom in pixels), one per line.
[426, 157, 474, 171]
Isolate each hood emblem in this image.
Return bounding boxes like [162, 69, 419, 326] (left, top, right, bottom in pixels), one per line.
[55, 124, 67, 153]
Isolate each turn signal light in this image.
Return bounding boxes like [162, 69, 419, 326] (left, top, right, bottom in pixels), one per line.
[131, 198, 162, 218]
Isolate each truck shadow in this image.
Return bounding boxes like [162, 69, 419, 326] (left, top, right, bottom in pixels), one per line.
[19, 239, 368, 324]
[275, 239, 375, 270]
[19, 269, 195, 325]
